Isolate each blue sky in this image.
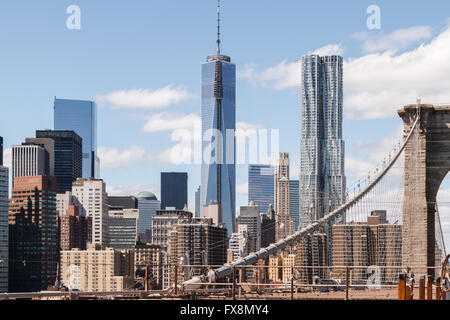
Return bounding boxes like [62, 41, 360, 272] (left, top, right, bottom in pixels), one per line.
[1, 1, 450, 247]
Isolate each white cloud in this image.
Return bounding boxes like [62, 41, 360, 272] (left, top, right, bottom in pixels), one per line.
[98, 145, 146, 169]
[309, 44, 344, 56]
[353, 26, 433, 53]
[238, 60, 301, 90]
[107, 185, 160, 198]
[239, 23, 450, 120]
[95, 85, 192, 109]
[141, 112, 200, 133]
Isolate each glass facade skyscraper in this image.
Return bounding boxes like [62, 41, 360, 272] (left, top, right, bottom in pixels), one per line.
[54, 98, 100, 179]
[300, 55, 346, 227]
[201, 53, 236, 236]
[248, 164, 274, 214]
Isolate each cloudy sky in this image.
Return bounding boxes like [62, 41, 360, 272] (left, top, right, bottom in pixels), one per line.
[1, 0, 450, 247]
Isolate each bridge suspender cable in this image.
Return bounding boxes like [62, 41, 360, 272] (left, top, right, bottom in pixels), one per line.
[203, 114, 420, 283]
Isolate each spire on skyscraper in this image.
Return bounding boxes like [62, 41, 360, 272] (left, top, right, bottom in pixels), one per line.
[217, 0, 221, 55]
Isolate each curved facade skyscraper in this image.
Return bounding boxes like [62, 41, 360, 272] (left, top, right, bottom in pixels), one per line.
[299, 55, 346, 228]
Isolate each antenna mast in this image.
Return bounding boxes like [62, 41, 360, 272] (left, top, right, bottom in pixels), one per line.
[217, 0, 221, 55]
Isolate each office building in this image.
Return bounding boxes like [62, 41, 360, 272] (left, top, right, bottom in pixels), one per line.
[60, 244, 134, 292]
[289, 180, 300, 231]
[54, 98, 99, 179]
[24, 137, 55, 176]
[195, 186, 201, 218]
[275, 153, 294, 241]
[194, 186, 201, 218]
[161, 172, 188, 210]
[108, 196, 138, 209]
[0, 165, 8, 292]
[248, 164, 274, 214]
[134, 243, 164, 290]
[11, 143, 50, 187]
[8, 176, 58, 292]
[151, 207, 192, 250]
[56, 191, 74, 216]
[332, 212, 402, 283]
[59, 204, 92, 251]
[108, 207, 139, 250]
[295, 233, 328, 284]
[300, 54, 346, 226]
[168, 217, 227, 285]
[71, 178, 109, 247]
[237, 203, 261, 254]
[260, 204, 276, 248]
[202, 201, 222, 227]
[136, 191, 160, 243]
[36, 130, 82, 194]
[228, 224, 248, 262]
[200, 4, 236, 236]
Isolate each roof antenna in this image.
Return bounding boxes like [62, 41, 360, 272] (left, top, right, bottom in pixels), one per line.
[217, 0, 221, 55]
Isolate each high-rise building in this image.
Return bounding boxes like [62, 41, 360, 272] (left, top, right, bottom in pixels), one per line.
[275, 153, 294, 241]
[24, 137, 55, 177]
[237, 203, 261, 254]
[202, 201, 222, 227]
[54, 98, 99, 179]
[200, 2, 236, 236]
[136, 191, 160, 244]
[260, 205, 276, 248]
[161, 172, 188, 210]
[58, 204, 92, 251]
[60, 244, 134, 292]
[300, 55, 346, 226]
[195, 186, 201, 218]
[108, 196, 138, 210]
[56, 191, 74, 216]
[108, 207, 139, 250]
[151, 207, 192, 250]
[168, 217, 227, 286]
[248, 164, 274, 214]
[0, 165, 8, 292]
[228, 225, 248, 262]
[36, 130, 83, 194]
[8, 176, 58, 292]
[71, 178, 109, 247]
[289, 180, 300, 231]
[11, 143, 50, 187]
[134, 243, 164, 290]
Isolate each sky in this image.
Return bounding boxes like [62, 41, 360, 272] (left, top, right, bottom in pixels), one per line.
[1, 0, 450, 248]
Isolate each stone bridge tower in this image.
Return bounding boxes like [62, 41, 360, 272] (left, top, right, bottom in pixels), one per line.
[399, 104, 450, 272]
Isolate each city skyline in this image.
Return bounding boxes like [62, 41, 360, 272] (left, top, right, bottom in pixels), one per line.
[1, 1, 450, 248]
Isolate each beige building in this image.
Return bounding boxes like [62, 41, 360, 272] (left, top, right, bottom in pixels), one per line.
[274, 153, 294, 241]
[72, 178, 110, 247]
[60, 244, 134, 292]
[134, 244, 164, 290]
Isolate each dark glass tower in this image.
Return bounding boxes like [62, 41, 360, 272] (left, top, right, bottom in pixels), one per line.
[161, 172, 188, 210]
[36, 130, 83, 194]
[201, 0, 236, 236]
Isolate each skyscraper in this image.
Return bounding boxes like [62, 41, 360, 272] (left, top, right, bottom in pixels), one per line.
[8, 176, 58, 292]
[71, 178, 109, 247]
[195, 186, 201, 218]
[136, 191, 160, 244]
[161, 172, 188, 210]
[0, 165, 8, 292]
[11, 143, 50, 187]
[54, 98, 99, 179]
[300, 55, 346, 227]
[36, 130, 83, 194]
[201, 1, 236, 236]
[275, 153, 294, 241]
[248, 164, 274, 214]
